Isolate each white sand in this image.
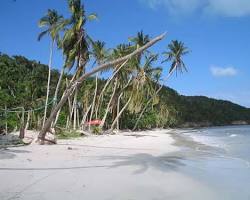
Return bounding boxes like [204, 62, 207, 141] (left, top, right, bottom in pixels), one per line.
[0, 130, 217, 200]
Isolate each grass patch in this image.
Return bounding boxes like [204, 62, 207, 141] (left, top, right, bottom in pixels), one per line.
[57, 131, 83, 139]
[91, 126, 102, 135]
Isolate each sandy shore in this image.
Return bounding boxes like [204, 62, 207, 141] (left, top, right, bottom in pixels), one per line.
[0, 129, 219, 200]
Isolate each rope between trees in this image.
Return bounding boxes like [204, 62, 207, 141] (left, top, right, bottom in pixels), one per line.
[0, 98, 56, 114]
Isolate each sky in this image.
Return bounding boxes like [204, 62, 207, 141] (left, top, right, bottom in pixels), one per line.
[0, 0, 250, 107]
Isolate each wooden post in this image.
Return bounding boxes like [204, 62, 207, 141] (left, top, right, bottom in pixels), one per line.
[5, 105, 8, 134]
[19, 107, 25, 139]
[25, 111, 31, 130]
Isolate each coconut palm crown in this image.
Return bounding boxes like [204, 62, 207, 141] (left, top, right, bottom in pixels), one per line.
[62, 0, 97, 72]
[38, 9, 64, 42]
[162, 40, 190, 75]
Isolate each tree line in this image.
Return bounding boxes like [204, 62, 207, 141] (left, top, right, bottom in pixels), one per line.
[0, 52, 180, 134]
[1, 52, 249, 136]
[34, 0, 190, 143]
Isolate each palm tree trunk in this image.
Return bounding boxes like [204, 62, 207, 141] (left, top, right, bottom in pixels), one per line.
[110, 95, 132, 131]
[115, 76, 133, 131]
[51, 70, 71, 128]
[37, 114, 40, 129]
[77, 106, 80, 128]
[51, 79, 64, 128]
[66, 78, 73, 128]
[73, 87, 78, 130]
[117, 94, 121, 130]
[81, 104, 92, 130]
[52, 108, 61, 128]
[66, 115, 70, 129]
[19, 107, 25, 139]
[38, 33, 165, 142]
[89, 73, 99, 131]
[99, 78, 118, 129]
[25, 111, 31, 130]
[53, 67, 65, 105]
[42, 39, 54, 128]
[96, 60, 129, 117]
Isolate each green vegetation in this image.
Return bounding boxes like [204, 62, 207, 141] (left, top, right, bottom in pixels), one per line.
[1, 53, 249, 134]
[178, 95, 250, 126]
[57, 130, 82, 139]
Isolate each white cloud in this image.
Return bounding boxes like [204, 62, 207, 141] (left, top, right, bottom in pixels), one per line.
[206, 0, 250, 17]
[210, 66, 238, 77]
[140, 0, 202, 15]
[140, 0, 250, 17]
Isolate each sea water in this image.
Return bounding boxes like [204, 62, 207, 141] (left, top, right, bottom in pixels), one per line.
[185, 125, 250, 164]
[179, 125, 250, 200]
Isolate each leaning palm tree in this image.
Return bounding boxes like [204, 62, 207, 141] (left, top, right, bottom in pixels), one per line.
[130, 54, 162, 112]
[107, 34, 156, 131]
[132, 40, 189, 130]
[87, 40, 108, 129]
[110, 54, 162, 131]
[38, 9, 64, 128]
[99, 43, 134, 129]
[61, 0, 97, 130]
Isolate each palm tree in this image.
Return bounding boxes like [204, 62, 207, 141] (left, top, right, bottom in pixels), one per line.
[94, 58, 129, 121]
[62, 0, 97, 72]
[99, 44, 132, 128]
[111, 54, 161, 131]
[38, 33, 166, 142]
[91, 40, 107, 65]
[108, 33, 154, 131]
[61, 0, 97, 130]
[87, 40, 108, 130]
[38, 9, 64, 128]
[130, 54, 162, 112]
[132, 40, 189, 130]
[162, 40, 189, 75]
[129, 31, 150, 62]
[130, 31, 150, 47]
[99, 44, 134, 129]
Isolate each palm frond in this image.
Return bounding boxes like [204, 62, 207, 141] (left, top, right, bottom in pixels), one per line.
[87, 13, 98, 21]
[37, 30, 48, 41]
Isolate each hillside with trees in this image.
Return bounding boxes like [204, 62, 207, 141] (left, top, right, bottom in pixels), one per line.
[1, 53, 249, 134]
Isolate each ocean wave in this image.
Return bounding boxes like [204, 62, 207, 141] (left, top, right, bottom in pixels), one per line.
[229, 134, 237, 138]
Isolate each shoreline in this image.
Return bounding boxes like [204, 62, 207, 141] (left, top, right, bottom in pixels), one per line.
[1, 124, 250, 147]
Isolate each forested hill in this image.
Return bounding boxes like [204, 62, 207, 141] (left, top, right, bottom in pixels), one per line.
[0, 53, 250, 131]
[157, 85, 250, 127]
[177, 95, 250, 127]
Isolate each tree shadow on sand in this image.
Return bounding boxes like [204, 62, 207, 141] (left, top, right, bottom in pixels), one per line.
[0, 149, 30, 160]
[100, 153, 186, 174]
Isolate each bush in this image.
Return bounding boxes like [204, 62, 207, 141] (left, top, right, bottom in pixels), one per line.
[57, 130, 82, 139]
[91, 126, 102, 135]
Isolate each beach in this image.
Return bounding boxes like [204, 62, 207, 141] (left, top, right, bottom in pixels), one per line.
[0, 128, 250, 200]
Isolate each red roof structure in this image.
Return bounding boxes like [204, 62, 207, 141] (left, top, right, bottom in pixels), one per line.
[85, 119, 102, 125]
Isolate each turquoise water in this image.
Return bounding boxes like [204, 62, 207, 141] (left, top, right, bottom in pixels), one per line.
[180, 126, 250, 200]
